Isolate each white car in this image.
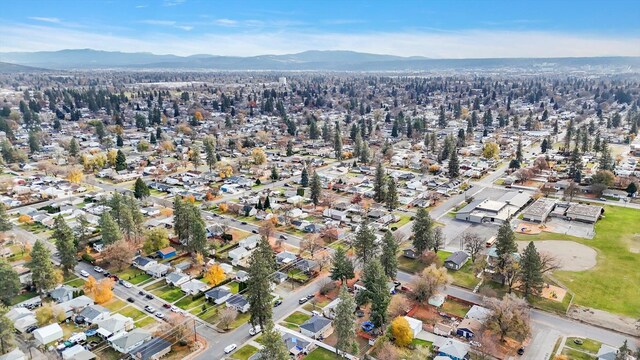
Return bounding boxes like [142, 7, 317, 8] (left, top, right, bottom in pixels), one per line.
[249, 325, 262, 336]
[170, 306, 180, 312]
[224, 344, 237, 354]
[80, 270, 89, 277]
[122, 281, 133, 288]
[154, 312, 165, 319]
[93, 266, 103, 273]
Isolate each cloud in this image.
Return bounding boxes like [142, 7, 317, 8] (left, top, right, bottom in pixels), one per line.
[214, 19, 238, 27]
[163, 0, 186, 6]
[0, 23, 638, 59]
[139, 20, 176, 26]
[135, 5, 148, 8]
[28, 17, 61, 24]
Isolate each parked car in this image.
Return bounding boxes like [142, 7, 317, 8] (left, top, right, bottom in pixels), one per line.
[25, 325, 38, 333]
[224, 344, 237, 354]
[162, 303, 171, 309]
[252, 230, 258, 234]
[298, 297, 308, 304]
[361, 321, 375, 332]
[517, 347, 525, 355]
[306, 294, 315, 300]
[249, 325, 262, 336]
[154, 312, 165, 319]
[127, 297, 135, 303]
[144, 306, 156, 313]
[93, 266, 103, 273]
[138, 291, 145, 296]
[80, 270, 89, 277]
[103, 272, 110, 277]
[273, 299, 282, 307]
[241, 221, 248, 225]
[170, 306, 180, 312]
[145, 294, 154, 300]
[122, 281, 133, 288]
[279, 235, 287, 240]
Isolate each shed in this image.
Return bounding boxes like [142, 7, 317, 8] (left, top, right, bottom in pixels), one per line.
[156, 247, 176, 260]
[33, 323, 64, 345]
[404, 316, 423, 338]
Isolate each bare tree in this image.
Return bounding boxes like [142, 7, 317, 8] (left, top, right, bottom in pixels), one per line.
[539, 252, 560, 274]
[407, 264, 452, 305]
[485, 293, 531, 342]
[463, 232, 484, 263]
[564, 181, 579, 202]
[300, 234, 324, 259]
[218, 307, 238, 330]
[376, 340, 401, 360]
[155, 313, 195, 346]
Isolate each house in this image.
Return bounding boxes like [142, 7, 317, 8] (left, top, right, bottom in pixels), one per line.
[129, 337, 172, 360]
[109, 329, 152, 354]
[33, 323, 64, 345]
[204, 286, 232, 305]
[180, 279, 208, 295]
[295, 259, 319, 273]
[59, 295, 94, 319]
[455, 198, 511, 224]
[322, 209, 347, 222]
[133, 256, 157, 271]
[156, 247, 176, 260]
[465, 305, 491, 323]
[239, 235, 260, 250]
[602, 189, 628, 199]
[146, 263, 170, 278]
[404, 316, 423, 338]
[434, 322, 454, 336]
[235, 270, 249, 282]
[273, 271, 288, 284]
[0, 348, 26, 360]
[282, 334, 313, 356]
[402, 248, 419, 259]
[61, 345, 96, 360]
[456, 318, 482, 339]
[226, 294, 250, 313]
[276, 251, 297, 265]
[433, 337, 470, 360]
[13, 315, 37, 333]
[444, 251, 469, 271]
[165, 272, 190, 287]
[428, 294, 446, 308]
[96, 314, 134, 339]
[79, 304, 111, 324]
[49, 285, 78, 303]
[299, 316, 333, 339]
[596, 344, 618, 360]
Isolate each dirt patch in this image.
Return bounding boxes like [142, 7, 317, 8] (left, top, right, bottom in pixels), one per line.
[540, 284, 566, 302]
[516, 240, 596, 271]
[568, 305, 640, 337]
[627, 234, 640, 254]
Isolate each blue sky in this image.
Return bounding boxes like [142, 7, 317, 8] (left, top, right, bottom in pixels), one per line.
[1, 0, 639, 57]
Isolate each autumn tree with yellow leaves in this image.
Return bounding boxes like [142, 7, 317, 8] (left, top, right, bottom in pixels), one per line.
[251, 148, 267, 165]
[66, 168, 84, 183]
[204, 264, 226, 286]
[390, 316, 413, 347]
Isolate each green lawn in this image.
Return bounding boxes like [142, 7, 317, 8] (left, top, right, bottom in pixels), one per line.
[441, 300, 472, 318]
[561, 347, 596, 360]
[411, 339, 432, 348]
[116, 267, 152, 284]
[231, 345, 258, 360]
[398, 255, 427, 274]
[228, 311, 251, 329]
[117, 306, 146, 321]
[144, 280, 168, 291]
[516, 206, 640, 317]
[304, 347, 337, 360]
[196, 306, 219, 324]
[103, 298, 128, 312]
[398, 251, 478, 289]
[227, 281, 240, 294]
[65, 278, 86, 288]
[392, 214, 412, 228]
[282, 311, 310, 325]
[175, 295, 206, 310]
[10, 291, 38, 305]
[151, 286, 186, 303]
[565, 338, 602, 354]
[288, 269, 309, 282]
[134, 316, 157, 328]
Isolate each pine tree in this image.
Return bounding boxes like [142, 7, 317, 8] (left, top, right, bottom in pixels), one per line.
[310, 172, 322, 206]
[116, 135, 123, 147]
[270, 166, 279, 180]
[30, 240, 61, 294]
[448, 149, 460, 178]
[52, 215, 77, 275]
[353, 131, 362, 158]
[599, 140, 613, 171]
[380, 230, 399, 279]
[438, 105, 447, 128]
[263, 195, 271, 209]
[300, 167, 309, 187]
[385, 177, 398, 210]
[99, 212, 122, 245]
[190, 144, 202, 168]
[260, 322, 289, 359]
[0, 308, 16, 354]
[516, 138, 523, 163]
[495, 220, 517, 278]
[358, 258, 391, 327]
[359, 141, 371, 164]
[412, 208, 434, 255]
[247, 237, 275, 329]
[0, 260, 20, 306]
[115, 149, 127, 171]
[133, 178, 150, 199]
[334, 122, 343, 159]
[353, 221, 378, 264]
[286, 140, 293, 156]
[374, 162, 386, 203]
[334, 286, 359, 356]
[68, 138, 79, 157]
[203, 136, 217, 171]
[0, 204, 12, 233]
[330, 247, 355, 284]
[519, 242, 544, 298]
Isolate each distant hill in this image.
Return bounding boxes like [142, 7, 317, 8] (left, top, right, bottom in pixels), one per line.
[0, 61, 46, 73]
[1, 49, 639, 71]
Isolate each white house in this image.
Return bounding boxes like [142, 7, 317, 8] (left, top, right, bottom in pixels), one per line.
[33, 323, 63, 345]
[180, 279, 208, 295]
[404, 316, 423, 338]
[109, 329, 152, 354]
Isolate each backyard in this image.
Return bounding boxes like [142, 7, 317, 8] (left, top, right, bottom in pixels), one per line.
[231, 344, 258, 360]
[515, 205, 640, 317]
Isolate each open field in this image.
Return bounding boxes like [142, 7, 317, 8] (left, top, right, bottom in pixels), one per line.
[515, 206, 640, 317]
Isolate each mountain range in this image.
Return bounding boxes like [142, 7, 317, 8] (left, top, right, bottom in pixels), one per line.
[1, 49, 639, 71]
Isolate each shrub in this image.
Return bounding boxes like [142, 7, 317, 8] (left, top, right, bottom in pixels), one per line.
[81, 253, 96, 264]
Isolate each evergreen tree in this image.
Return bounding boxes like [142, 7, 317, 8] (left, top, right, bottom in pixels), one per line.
[380, 231, 399, 279]
[330, 247, 355, 284]
[52, 215, 77, 275]
[391, 119, 399, 137]
[203, 136, 217, 171]
[116, 135, 124, 147]
[115, 149, 126, 171]
[286, 140, 293, 156]
[516, 138, 523, 163]
[616, 340, 630, 360]
[247, 237, 275, 329]
[309, 120, 319, 139]
[448, 149, 460, 178]
[334, 286, 359, 356]
[28, 131, 40, 153]
[495, 220, 517, 277]
[385, 177, 398, 210]
[374, 162, 386, 202]
[30, 240, 61, 294]
[263, 195, 271, 209]
[300, 167, 309, 187]
[270, 166, 279, 180]
[190, 144, 202, 168]
[353, 131, 362, 158]
[359, 141, 371, 164]
[149, 132, 157, 144]
[412, 208, 434, 255]
[541, 138, 549, 153]
[0, 260, 20, 306]
[260, 322, 289, 359]
[99, 212, 122, 245]
[353, 221, 378, 264]
[68, 138, 79, 157]
[599, 140, 613, 171]
[133, 178, 150, 199]
[357, 258, 391, 327]
[0, 204, 12, 233]
[519, 242, 544, 298]
[334, 122, 343, 159]
[438, 105, 447, 128]
[0, 308, 16, 355]
[310, 172, 322, 206]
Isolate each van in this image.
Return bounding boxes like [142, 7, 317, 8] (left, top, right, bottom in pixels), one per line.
[485, 236, 497, 248]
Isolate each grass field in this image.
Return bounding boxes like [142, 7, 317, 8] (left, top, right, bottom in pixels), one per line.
[565, 338, 602, 354]
[103, 298, 128, 312]
[152, 286, 186, 303]
[10, 291, 38, 305]
[134, 316, 157, 328]
[65, 278, 86, 288]
[441, 300, 472, 318]
[282, 311, 310, 325]
[304, 347, 337, 360]
[515, 206, 640, 317]
[144, 280, 167, 291]
[231, 345, 258, 360]
[117, 306, 147, 321]
[560, 347, 596, 360]
[228, 311, 251, 329]
[175, 295, 206, 310]
[116, 267, 152, 284]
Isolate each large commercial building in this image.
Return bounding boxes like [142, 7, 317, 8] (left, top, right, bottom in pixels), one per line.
[456, 191, 532, 224]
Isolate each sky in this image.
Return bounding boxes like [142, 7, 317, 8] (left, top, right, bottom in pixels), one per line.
[1, 0, 639, 58]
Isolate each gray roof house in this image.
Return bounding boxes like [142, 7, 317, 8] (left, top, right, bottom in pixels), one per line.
[109, 329, 152, 354]
[165, 272, 190, 287]
[282, 334, 313, 356]
[79, 304, 111, 324]
[295, 259, 319, 273]
[226, 294, 250, 313]
[129, 337, 172, 360]
[49, 285, 77, 303]
[299, 316, 333, 339]
[596, 344, 618, 360]
[444, 251, 470, 271]
[204, 286, 232, 305]
[180, 279, 208, 295]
